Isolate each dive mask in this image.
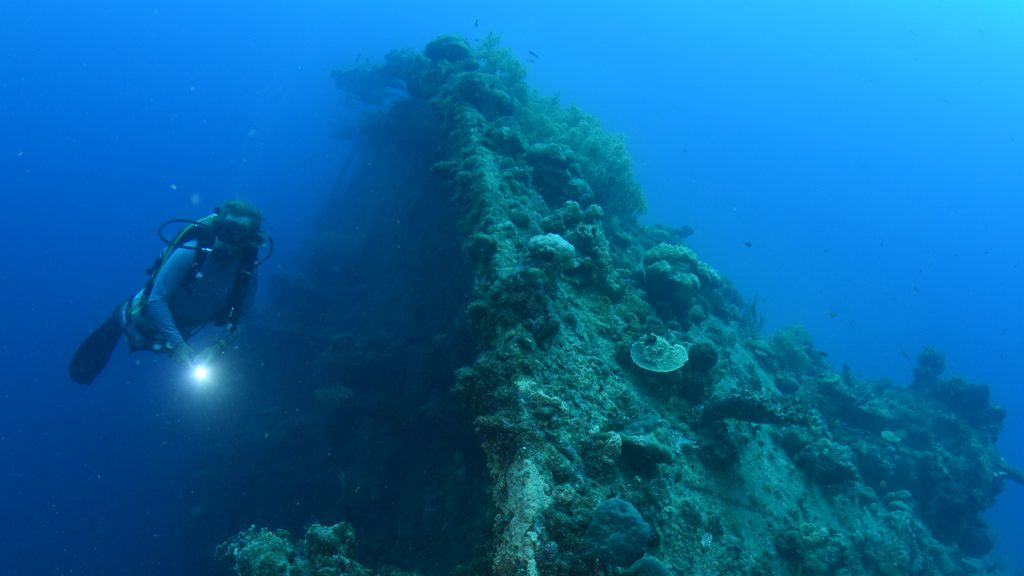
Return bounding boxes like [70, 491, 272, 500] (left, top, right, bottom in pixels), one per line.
[214, 219, 251, 246]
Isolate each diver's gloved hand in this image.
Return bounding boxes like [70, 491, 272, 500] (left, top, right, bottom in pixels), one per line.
[196, 340, 227, 365]
[172, 343, 196, 367]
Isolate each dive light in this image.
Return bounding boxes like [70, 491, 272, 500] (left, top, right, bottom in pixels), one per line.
[192, 364, 210, 381]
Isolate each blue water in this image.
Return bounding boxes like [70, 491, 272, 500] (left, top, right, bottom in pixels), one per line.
[2, 1, 1021, 574]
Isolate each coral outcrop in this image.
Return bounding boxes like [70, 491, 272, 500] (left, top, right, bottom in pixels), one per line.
[217, 523, 372, 576]
[211, 35, 1020, 576]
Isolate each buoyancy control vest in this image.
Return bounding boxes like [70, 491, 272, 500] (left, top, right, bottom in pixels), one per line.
[125, 213, 259, 349]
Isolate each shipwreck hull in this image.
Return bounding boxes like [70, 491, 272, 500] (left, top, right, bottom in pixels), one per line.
[213, 35, 1017, 576]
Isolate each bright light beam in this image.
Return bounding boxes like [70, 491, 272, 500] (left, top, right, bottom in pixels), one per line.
[192, 364, 210, 383]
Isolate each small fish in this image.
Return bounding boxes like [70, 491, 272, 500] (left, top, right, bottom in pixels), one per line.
[475, 19, 479, 28]
[912, 286, 921, 294]
[828, 311, 838, 319]
[744, 241, 752, 248]
[528, 50, 540, 60]
[900, 349, 909, 359]
[818, 351, 829, 358]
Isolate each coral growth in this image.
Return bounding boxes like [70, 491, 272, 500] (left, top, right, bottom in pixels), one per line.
[210, 34, 1019, 576]
[583, 497, 651, 567]
[217, 523, 371, 576]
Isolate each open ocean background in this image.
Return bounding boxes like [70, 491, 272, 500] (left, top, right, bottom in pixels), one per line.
[1, 1, 1020, 574]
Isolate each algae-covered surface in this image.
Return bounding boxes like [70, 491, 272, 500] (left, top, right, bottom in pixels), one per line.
[213, 35, 1021, 576]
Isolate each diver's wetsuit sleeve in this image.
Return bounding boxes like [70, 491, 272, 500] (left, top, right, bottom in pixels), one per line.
[214, 267, 258, 350]
[243, 271, 259, 318]
[146, 247, 194, 349]
[226, 270, 258, 337]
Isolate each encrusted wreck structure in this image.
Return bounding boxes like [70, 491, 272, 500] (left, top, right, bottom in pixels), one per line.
[207, 35, 1021, 576]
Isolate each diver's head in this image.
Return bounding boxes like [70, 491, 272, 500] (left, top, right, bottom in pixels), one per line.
[213, 200, 262, 255]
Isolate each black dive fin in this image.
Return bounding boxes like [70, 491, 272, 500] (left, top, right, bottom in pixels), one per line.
[69, 310, 123, 385]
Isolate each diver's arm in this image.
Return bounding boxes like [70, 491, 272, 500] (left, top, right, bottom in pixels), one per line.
[198, 268, 259, 364]
[220, 265, 259, 342]
[240, 268, 259, 320]
[201, 326, 241, 363]
[196, 319, 244, 365]
[146, 247, 195, 349]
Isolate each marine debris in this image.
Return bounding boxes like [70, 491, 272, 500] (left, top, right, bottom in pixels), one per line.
[208, 34, 1020, 576]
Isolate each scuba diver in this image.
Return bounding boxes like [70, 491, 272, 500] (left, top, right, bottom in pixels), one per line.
[69, 200, 272, 385]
